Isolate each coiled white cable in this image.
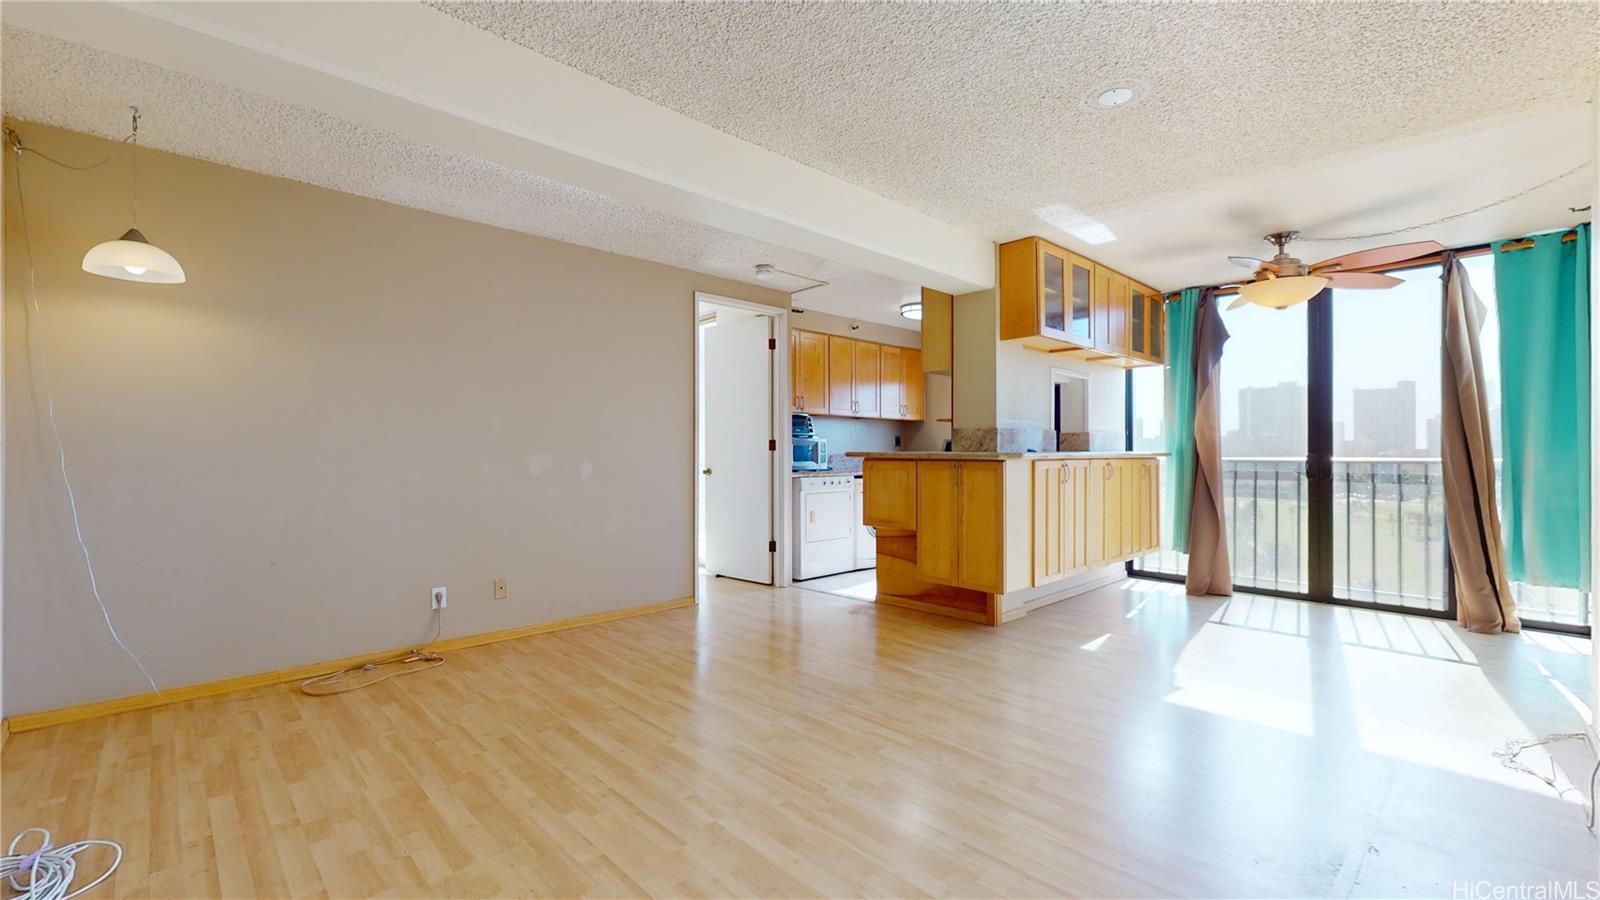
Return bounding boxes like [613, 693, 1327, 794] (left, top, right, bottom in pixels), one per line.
[1, 829, 123, 900]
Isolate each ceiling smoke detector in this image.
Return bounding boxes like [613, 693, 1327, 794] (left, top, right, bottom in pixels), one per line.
[1096, 88, 1135, 108]
[754, 263, 777, 281]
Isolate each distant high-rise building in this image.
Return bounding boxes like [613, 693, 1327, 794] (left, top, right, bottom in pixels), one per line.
[1351, 381, 1417, 456]
[1425, 414, 1441, 456]
[1232, 382, 1306, 455]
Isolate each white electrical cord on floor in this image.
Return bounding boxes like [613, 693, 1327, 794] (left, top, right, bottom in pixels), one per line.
[1, 829, 123, 900]
[8, 130, 161, 695]
[1493, 731, 1599, 833]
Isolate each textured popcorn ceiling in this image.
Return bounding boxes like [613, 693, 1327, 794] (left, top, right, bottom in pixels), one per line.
[434, 0, 1600, 243]
[0, 27, 857, 298]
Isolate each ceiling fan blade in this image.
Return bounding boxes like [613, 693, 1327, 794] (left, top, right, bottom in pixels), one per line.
[1324, 271, 1404, 290]
[1226, 295, 1251, 311]
[1229, 256, 1278, 273]
[1311, 240, 1445, 273]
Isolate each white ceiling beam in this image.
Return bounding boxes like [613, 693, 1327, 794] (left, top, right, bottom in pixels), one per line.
[3, 1, 996, 293]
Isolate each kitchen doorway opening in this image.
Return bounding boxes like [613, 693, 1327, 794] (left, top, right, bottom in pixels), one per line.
[695, 293, 789, 589]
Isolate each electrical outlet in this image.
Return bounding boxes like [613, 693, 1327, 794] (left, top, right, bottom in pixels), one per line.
[431, 586, 447, 610]
[493, 577, 508, 600]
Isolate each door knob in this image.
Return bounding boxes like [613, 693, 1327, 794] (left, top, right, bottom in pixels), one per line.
[701, 468, 712, 475]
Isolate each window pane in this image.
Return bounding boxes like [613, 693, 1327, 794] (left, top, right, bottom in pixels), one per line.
[1330, 266, 1446, 612]
[1130, 365, 1187, 576]
[1219, 301, 1310, 594]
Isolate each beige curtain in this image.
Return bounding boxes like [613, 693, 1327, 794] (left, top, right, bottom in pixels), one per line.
[1186, 290, 1232, 597]
[1441, 256, 1519, 633]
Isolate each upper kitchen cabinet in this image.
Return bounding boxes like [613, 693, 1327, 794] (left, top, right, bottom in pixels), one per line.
[920, 288, 954, 374]
[880, 345, 926, 421]
[998, 235, 1162, 368]
[1129, 283, 1165, 364]
[827, 335, 880, 417]
[1000, 236, 1094, 351]
[792, 329, 829, 415]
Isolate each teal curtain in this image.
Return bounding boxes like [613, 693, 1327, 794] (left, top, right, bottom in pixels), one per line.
[1165, 288, 1200, 553]
[1493, 224, 1591, 591]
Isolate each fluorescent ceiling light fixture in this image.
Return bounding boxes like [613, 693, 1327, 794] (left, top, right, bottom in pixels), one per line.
[82, 107, 185, 285]
[1236, 275, 1329, 309]
[1067, 222, 1118, 245]
[899, 300, 923, 321]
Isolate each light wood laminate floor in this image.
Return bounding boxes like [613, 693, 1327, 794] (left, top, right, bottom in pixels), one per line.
[3, 576, 1595, 897]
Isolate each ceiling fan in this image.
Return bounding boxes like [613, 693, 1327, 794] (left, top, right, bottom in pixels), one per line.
[1225, 232, 1445, 310]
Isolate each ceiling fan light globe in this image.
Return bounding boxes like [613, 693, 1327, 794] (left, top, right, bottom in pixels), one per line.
[1237, 274, 1328, 309]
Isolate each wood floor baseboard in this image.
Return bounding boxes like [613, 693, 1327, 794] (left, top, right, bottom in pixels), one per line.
[6, 595, 696, 735]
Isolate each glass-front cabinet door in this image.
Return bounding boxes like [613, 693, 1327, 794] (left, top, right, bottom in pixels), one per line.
[1147, 294, 1164, 363]
[1068, 254, 1093, 345]
[1039, 243, 1068, 337]
[1129, 285, 1147, 356]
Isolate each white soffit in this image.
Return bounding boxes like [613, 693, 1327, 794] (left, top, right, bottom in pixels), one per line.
[436, 0, 1600, 289]
[0, 1, 996, 294]
[0, 27, 854, 292]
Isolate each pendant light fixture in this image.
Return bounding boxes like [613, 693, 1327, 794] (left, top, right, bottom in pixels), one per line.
[81, 107, 186, 285]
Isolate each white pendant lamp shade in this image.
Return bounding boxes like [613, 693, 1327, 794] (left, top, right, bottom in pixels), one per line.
[1236, 274, 1328, 309]
[82, 228, 186, 284]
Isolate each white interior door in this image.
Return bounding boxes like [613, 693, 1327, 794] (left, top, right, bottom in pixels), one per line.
[702, 309, 774, 583]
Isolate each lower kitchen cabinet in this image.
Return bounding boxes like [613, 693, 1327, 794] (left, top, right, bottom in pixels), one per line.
[916, 460, 1003, 593]
[1034, 457, 1159, 585]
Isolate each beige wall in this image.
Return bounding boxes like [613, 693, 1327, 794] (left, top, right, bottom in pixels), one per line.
[953, 287, 1126, 438]
[2, 121, 788, 714]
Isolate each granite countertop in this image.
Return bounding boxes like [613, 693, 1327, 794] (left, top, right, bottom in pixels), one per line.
[845, 450, 1168, 460]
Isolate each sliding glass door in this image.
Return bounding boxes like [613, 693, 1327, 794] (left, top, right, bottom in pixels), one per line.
[1129, 259, 1590, 633]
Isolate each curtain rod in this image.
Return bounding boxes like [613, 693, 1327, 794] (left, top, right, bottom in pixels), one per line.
[1171, 228, 1583, 300]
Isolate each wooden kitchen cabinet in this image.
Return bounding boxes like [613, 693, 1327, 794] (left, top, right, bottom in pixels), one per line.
[920, 288, 953, 374]
[826, 335, 880, 417]
[1032, 457, 1159, 588]
[879, 346, 926, 421]
[862, 459, 917, 530]
[917, 460, 1004, 593]
[997, 235, 1164, 369]
[1032, 460, 1066, 586]
[1093, 265, 1131, 356]
[792, 329, 829, 415]
[1128, 283, 1164, 364]
[999, 236, 1095, 351]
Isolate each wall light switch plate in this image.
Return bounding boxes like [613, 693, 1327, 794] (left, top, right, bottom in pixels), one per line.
[493, 577, 508, 600]
[431, 586, 447, 609]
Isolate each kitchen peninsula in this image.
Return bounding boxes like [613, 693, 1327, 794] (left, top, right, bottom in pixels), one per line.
[851, 450, 1164, 625]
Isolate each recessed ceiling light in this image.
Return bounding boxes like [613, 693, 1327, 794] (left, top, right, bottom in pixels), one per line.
[899, 300, 923, 321]
[1096, 88, 1135, 108]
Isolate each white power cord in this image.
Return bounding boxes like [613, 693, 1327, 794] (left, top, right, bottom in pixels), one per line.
[8, 129, 161, 695]
[1, 829, 123, 900]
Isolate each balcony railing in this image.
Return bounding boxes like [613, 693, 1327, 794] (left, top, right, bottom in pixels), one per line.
[1133, 456, 1590, 626]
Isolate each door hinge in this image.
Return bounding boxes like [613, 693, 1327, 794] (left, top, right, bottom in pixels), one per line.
[769, 438, 777, 451]
[769, 540, 777, 552]
[768, 338, 777, 350]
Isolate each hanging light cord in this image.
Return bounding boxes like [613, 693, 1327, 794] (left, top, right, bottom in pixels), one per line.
[1300, 160, 1590, 243]
[129, 106, 140, 228]
[7, 128, 163, 696]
